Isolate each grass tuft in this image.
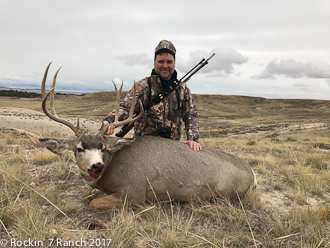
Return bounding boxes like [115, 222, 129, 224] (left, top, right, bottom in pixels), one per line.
[31, 149, 61, 165]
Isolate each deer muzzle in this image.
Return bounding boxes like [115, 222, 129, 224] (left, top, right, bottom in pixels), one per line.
[88, 162, 105, 180]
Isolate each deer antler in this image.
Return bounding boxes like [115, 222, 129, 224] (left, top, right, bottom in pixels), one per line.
[42, 63, 84, 137]
[42, 62, 58, 117]
[41, 62, 51, 99]
[101, 80, 144, 135]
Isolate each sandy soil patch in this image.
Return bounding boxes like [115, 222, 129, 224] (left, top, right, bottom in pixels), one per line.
[259, 191, 289, 213]
[0, 107, 45, 116]
[236, 122, 328, 138]
[0, 107, 99, 137]
[0, 107, 133, 138]
[275, 123, 327, 132]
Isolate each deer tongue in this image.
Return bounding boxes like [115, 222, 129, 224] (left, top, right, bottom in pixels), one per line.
[87, 168, 103, 180]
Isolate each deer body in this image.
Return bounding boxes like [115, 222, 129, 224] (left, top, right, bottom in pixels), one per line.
[99, 136, 254, 203]
[38, 135, 256, 210]
[36, 63, 256, 210]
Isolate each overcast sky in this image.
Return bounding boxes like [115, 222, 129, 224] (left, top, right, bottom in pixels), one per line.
[1, 1, 330, 99]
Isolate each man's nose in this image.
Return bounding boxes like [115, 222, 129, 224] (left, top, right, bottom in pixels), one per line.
[162, 62, 169, 68]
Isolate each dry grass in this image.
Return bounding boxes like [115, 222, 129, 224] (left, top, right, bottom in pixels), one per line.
[1, 127, 329, 247]
[1, 94, 330, 247]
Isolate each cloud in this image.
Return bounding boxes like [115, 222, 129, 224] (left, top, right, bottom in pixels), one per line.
[293, 82, 312, 88]
[105, 78, 123, 85]
[0, 73, 35, 84]
[251, 59, 330, 79]
[177, 48, 248, 76]
[116, 53, 152, 66]
[305, 61, 330, 78]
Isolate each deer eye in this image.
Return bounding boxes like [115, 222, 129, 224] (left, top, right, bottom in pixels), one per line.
[77, 148, 84, 153]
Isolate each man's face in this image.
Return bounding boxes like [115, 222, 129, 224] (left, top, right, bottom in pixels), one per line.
[154, 53, 175, 81]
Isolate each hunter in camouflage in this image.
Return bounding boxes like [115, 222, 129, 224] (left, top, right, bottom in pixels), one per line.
[101, 40, 202, 151]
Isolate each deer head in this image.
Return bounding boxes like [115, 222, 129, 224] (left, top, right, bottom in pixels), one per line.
[36, 63, 144, 183]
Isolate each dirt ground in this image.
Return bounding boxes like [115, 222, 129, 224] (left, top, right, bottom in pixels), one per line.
[0, 107, 99, 138]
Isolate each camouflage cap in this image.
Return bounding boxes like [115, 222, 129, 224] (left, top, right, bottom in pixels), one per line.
[155, 40, 176, 58]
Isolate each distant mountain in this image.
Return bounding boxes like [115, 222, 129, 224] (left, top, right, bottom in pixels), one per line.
[0, 80, 115, 94]
[0, 80, 132, 94]
[0, 85, 93, 95]
[0, 86, 41, 94]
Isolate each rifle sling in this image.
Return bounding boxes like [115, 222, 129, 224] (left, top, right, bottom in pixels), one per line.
[146, 76, 180, 110]
[116, 77, 181, 137]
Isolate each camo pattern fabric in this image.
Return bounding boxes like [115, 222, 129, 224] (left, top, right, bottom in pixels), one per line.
[104, 75, 200, 141]
[155, 40, 176, 54]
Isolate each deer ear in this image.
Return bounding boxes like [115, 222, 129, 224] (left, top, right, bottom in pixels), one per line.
[103, 138, 135, 153]
[35, 137, 77, 155]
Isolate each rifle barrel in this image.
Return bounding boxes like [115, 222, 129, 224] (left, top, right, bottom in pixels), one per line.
[206, 53, 215, 62]
[182, 53, 215, 83]
[180, 58, 205, 82]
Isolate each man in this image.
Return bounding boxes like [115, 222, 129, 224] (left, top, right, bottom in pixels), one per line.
[100, 40, 202, 151]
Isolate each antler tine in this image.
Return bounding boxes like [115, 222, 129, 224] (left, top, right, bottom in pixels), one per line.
[128, 80, 136, 119]
[41, 64, 83, 137]
[112, 81, 123, 123]
[99, 121, 105, 137]
[101, 81, 144, 135]
[42, 88, 82, 136]
[42, 62, 52, 99]
[111, 81, 144, 128]
[50, 66, 61, 117]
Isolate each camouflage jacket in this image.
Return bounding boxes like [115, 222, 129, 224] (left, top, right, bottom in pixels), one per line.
[104, 73, 200, 141]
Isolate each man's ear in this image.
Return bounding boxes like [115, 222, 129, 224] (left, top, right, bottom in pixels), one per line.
[103, 137, 135, 153]
[35, 137, 78, 155]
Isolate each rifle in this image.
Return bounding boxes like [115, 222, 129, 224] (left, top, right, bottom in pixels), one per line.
[115, 53, 216, 137]
[180, 53, 215, 83]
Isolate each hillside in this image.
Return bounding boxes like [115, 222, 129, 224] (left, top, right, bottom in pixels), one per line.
[3, 91, 330, 118]
[1, 92, 330, 137]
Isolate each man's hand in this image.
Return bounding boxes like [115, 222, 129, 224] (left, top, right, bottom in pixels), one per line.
[98, 121, 115, 137]
[183, 140, 202, 151]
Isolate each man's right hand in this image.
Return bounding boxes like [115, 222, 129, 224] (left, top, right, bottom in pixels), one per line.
[99, 121, 115, 137]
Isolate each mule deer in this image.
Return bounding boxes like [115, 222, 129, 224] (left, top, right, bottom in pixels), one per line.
[35, 63, 257, 210]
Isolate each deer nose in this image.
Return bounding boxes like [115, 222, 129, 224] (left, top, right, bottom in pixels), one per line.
[92, 162, 104, 173]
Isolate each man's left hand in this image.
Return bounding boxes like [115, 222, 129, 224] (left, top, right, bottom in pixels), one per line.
[183, 140, 202, 151]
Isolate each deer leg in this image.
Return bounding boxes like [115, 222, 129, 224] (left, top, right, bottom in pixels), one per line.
[89, 193, 123, 210]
